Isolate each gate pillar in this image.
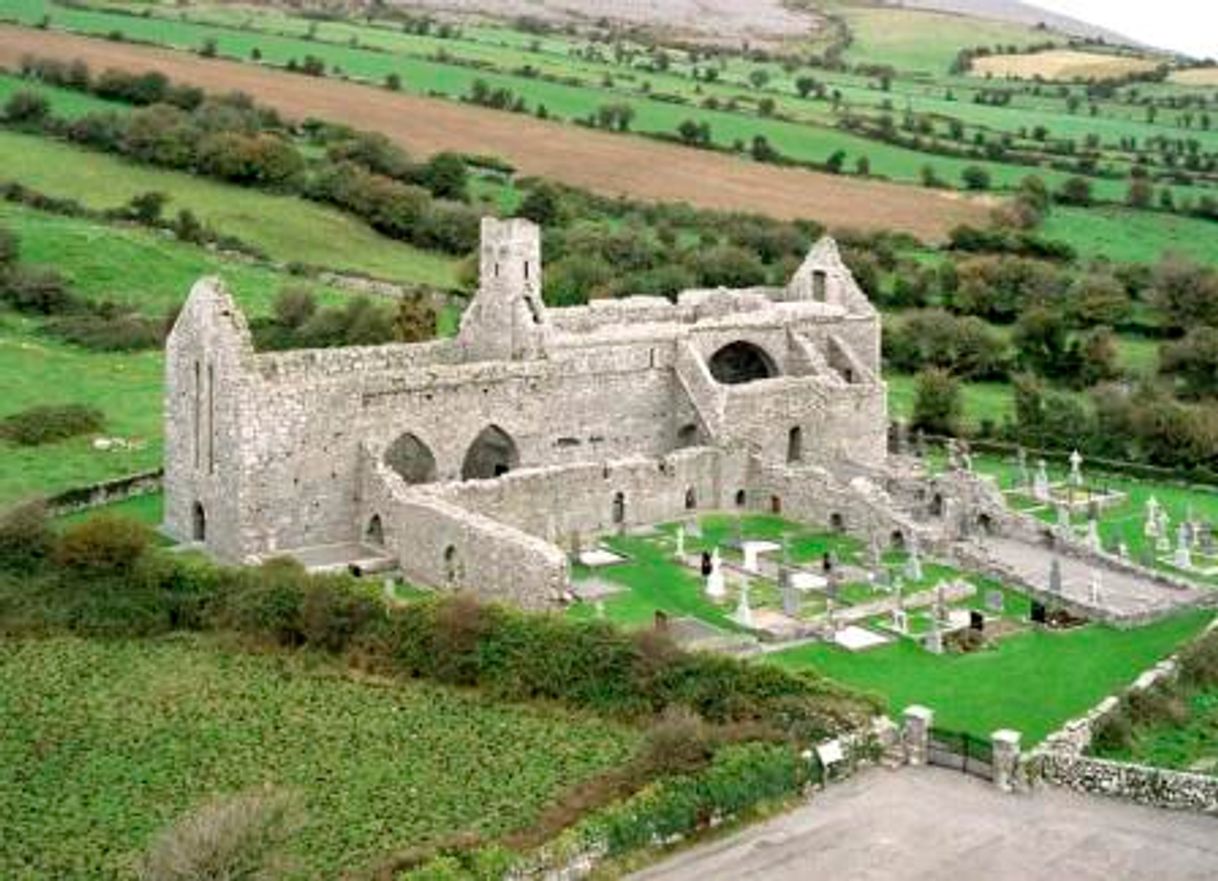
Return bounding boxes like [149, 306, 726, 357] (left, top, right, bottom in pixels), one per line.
[902, 705, 934, 766]
[991, 729, 1022, 792]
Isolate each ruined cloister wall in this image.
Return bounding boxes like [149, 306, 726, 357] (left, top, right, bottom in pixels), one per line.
[359, 457, 567, 608]
[414, 446, 749, 544]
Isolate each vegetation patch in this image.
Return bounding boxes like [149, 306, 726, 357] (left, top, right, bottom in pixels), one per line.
[970, 50, 1161, 82]
[0, 401, 102, 445]
[0, 635, 641, 880]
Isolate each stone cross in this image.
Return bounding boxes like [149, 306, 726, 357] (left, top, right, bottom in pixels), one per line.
[1156, 509, 1172, 553]
[904, 546, 923, 582]
[1068, 449, 1084, 488]
[1144, 496, 1161, 538]
[1033, 459, 1051, 502]
[1049, 557, 1062, 595]
[925, 615, 944, 654]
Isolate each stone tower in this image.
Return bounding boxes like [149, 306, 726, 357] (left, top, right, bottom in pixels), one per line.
[457, 217, 550, 362]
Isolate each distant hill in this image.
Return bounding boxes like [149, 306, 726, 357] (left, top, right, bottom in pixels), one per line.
[878, 0, 1143, 49]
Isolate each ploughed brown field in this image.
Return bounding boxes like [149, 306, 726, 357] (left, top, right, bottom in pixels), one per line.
[0, 25, 993, 240]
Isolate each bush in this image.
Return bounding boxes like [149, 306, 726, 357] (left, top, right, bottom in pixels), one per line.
[911, 368, 962, 435]
[0, 265, 75, 314]
[3, 89, 50, 124]
[0, 501, 54, 572]
[1179, 631, 1218, 688]
[0, 403, 104, 446]
[46, 311, 165, 351]
[55, 514, 151, 577]
[138, 787, 302, 881]
[1091, 707, 1133, 753]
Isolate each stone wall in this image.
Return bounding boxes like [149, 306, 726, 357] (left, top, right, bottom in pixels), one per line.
[1030, 753, 1218, 815]
[359, 455, 567, 609]
[46, 469, 162, 515]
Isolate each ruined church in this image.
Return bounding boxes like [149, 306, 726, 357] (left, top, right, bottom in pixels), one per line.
[163, 217, 896, 607]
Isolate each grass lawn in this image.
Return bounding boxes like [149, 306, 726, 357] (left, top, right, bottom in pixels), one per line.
[0, 634, 639, 880]
[0, 129, 458, 286]
[0, 314, 163, 507]
[768, 610, 1214, 744]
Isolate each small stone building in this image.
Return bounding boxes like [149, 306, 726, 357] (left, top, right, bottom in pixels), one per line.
[163, 217, 890, 607]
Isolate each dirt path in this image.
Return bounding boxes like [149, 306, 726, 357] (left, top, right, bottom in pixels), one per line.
[0, 25, 992, 240]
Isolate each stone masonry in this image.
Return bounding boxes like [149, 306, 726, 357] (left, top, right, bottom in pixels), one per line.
[163, 216, 893, 606]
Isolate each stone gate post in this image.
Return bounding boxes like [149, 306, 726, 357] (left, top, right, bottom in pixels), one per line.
[992, 729, 1022, 792]
[902, 705, 933, 766]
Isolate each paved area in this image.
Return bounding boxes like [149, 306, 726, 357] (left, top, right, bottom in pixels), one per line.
[986, 536, 1206, 618]
[630, 768, 1218, 881]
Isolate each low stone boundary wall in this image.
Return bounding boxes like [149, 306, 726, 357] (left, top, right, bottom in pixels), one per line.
[1030, 752, 1218, 815]
[44, 469, 163, 515]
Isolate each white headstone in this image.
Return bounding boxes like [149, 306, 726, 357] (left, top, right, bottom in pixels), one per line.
[733, 579, 754, 628]
[674, 525, 685, 560]
[891, 606, 908, 634]
[904, 548, 923, 582]
[1144, 496, 1161, 538]
[742, 542, 761, 574]
[1088, 569, 1102, 605]
[1033, 459, 1051, 502]
[1085, 518, 1101, 552]
[1175, 523, 1193, 570]
[705, 547, 726, 599]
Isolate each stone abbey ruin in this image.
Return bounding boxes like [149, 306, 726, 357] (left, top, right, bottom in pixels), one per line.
[163, 217, 1210, 623]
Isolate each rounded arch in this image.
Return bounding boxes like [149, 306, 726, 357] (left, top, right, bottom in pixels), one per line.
[462, 424, 519, 480]
[191, 501, 206, 542]
[684, 487, 697, 510]
[676, 423, 700, 448]
[707, 341, 778, 385]
[385, 432, 437, 485]
[890, 530, 906, 550]
[829, 512, 845, 533]
[734, 489, 747, 508]
[611, 491, 626, 524]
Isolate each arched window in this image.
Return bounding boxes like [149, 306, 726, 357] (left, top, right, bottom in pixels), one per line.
[890, 530, 905, 550]
[192, 501, 206, 542]
[365, 514, 385, 546]
[385, 432, 437, 485]
[684, 487, 697, 510]
[462, 425, 519, 480]
[677, 423, 699, 448]
[830, 512, 845, 532]
[612, 491, 626, 524]
[443, 544, 458, 584]
[735, 489, 747, 508]
[707, 341, 778, 385]
[812, 270, 827, 302]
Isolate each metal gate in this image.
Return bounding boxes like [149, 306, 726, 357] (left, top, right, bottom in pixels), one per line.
[927, 727, 993, 780]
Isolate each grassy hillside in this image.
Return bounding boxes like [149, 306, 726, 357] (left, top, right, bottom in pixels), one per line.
[0, 130, 458, 286]
[0, 635, 638, 880]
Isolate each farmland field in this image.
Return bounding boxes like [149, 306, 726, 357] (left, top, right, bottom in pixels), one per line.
[1170, 67, 1218, 87]
[970, 49, 1160, 82]
[0, 24, 995, 239]
[0, 634, 639, 880]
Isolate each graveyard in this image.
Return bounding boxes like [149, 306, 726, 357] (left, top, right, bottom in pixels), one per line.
[564, 501, 1216, 744]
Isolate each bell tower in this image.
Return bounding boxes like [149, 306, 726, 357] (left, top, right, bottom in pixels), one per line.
[457, 217, 549, 361]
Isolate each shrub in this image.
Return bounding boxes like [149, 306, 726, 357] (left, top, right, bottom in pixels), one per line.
[0, 501, 54, 572]
[0, 403, 104, 446]
[0, 265, 75, 314]
[0, 224, 17, 268]
[1091, 707, 1133, 752]
[55, 514, 151, 577]
[46, 311, 165, 351]
[138, 787, 302, 881]
[911, 368, 962, 435]
[1179, 631, 1218, 688]
[3, 89, 50, 124]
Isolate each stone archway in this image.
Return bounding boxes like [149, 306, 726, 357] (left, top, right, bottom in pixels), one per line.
[462, 425, 519, 480]
[365, 514, 385, 546]
[708, 341, 778, 385]
[385, 432, 437, 485]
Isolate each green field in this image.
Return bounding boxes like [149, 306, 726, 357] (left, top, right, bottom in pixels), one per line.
[885, 373, 1017, 431]
[1094, 687, 1218, 774]
[0, 314, 163, 506]
[0, 130, 457, 286]
[5, 0, 1215, 209]
[1043, 207, 1218, 268]
[769, 610, 1213, 743]
[0, 635, 638, 880]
